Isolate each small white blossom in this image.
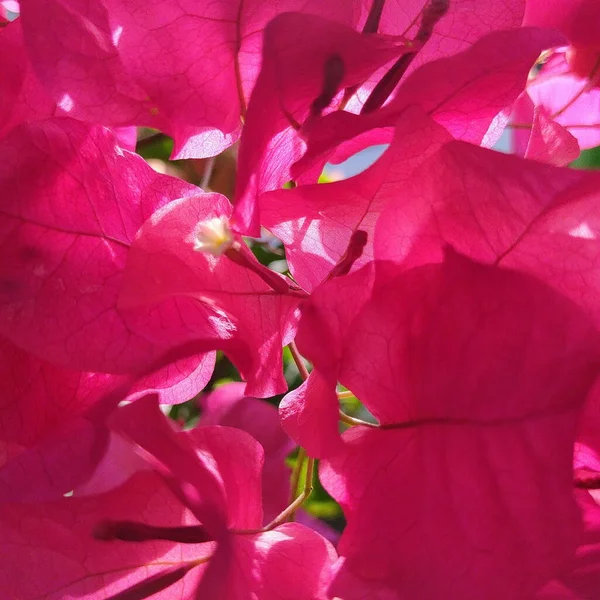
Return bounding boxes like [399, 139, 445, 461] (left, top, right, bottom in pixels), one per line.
[192, 216, 234, 256]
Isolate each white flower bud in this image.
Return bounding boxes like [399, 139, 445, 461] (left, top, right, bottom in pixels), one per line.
[192, 216, 234, 256]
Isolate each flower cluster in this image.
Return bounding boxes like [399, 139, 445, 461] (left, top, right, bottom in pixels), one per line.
[2, 0, 600, 598]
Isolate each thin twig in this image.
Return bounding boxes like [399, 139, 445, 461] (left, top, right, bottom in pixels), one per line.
[289, 340, 310, 380]
[200, 156, 216, 190]
[288, 447, 306, 505]
[266, 457, 314, 529]
[339, 409, 379, 428]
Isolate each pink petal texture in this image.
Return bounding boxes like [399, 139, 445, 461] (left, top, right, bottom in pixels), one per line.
[120, 192, 299, 397]
[524, 0, 600, 47]
[279, 370, 342, 459]
[110, 398, 337, 598]
[72, 430, 150, 496]
[0, 473, 336, 599]
[262, 108, 451, 292]
[374, 139, 600, 329]
[527, 70, 600, 150]
[0, 336, 112, 447]
[342, 0, 528, 117]
[0, 471, 211, 600]
[350, 0, 527, 104]
[0, 415, 110, 503]
[538, 491, 600, 599]
[512, 93, 581, 165]
[293, 27, 560, 183]
[301, 251, 600, 598]
[1, 388, 337, 598]
[0, 19, 57, 138]
[19, 0, 360, 159]
[199, 383, 295, 523]
[0, 336, 121, 502]
[223, 522, 337, 600]
[0, 117, 215, 386]
[0, 339, 215, 503]
[19, 0, 160, 127]
[382, 27, 563, 146]
[110, 396, 230, 532]
[233, 11, 412, 235]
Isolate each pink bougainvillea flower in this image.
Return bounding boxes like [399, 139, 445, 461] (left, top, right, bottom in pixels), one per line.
[199, 382, 295, 522]
[0, 395, 337, 599]
[345, 0, 528, 112]
[524, 0, 600, 49]
[261, 108, 452, 292]
[380, 0, 526, 60]
[0, 117, 216, 387]
[120, 191, 300, 397]
[0, 335, 118, 503]
[381, 27, 563, 146]
[520, 49, 600, 152]
[18, 0, 361, 159]
[0, 332, 219, 503]
[511, 91, 580, 165]
[374, 138, 600, 329]
[291, 26, 562, 187]
[0, 19, 57, 138]
[199, 382, 340, 544]
[517, 0, 600, 155]
[260, 30, 576, 290]
[0, 469, 212, 599]
[0, 18, 138, 148]
[232, 11, 413, 235]
[297, 250, 600, 598]
[537, 491, 600, 599]
[279, 370, 342, 459]
[110, 396, 336, 598]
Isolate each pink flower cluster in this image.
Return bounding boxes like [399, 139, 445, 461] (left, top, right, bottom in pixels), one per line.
[2, 0, 600, 598]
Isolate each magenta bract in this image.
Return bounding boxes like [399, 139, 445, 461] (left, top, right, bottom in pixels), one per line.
[298, 251, 600, 598]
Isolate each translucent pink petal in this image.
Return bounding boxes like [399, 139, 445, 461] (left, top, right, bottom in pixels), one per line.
[524, 0, 600, 47]
[371, 0, 527, 74]
[261, 108, 451, 291]
[129, 353, 217, 406]
[199, 383, 295, 522]
[309, 252, 600, 598]
[538, 492, 600, 598]
[186, 425, 265, 530]
[527, 73, 600, 149]
[0, 416, 109, 503]
[19, 0, 359, 158]
[385, 27, 563, 146]
[346, 0, 528, 114]
[0, 471, 208, 600]
[0, 19, 57, 137]
[0, 336, 113, 446]
[512, 93, 580, 165]
[224, 522, 336, 599]
[72, 431, 150, 496]
[120, 193, 299, 397]
[1, 398, 337, 598]
[374, 140, 600, 329]
[20, 0, 158, 126]
[110, 396, 228, 531]
[279, 371, 342, 459]
[233, 12, 411, 235]
[0, 118, 215, 389]
[294, 28, 559, 182]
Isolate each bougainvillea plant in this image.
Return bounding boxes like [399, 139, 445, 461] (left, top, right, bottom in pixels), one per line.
[2, 0, 600, 598]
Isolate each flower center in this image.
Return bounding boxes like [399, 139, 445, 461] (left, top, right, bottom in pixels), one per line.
[192, 216, 234, 255]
